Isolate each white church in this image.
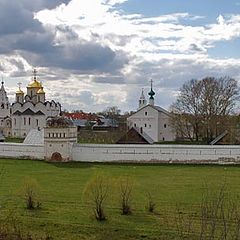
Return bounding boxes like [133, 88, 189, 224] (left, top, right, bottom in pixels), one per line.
[0, 69, 61, 138]
[127, 81, 175, 143]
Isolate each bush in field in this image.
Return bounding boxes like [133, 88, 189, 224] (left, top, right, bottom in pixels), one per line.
[146, 191, 156, 213]
[21, 178, 41, 210]
[118, 176, 133, 215]
[84, 173, 109, 221]
[175, 183, 240, 240]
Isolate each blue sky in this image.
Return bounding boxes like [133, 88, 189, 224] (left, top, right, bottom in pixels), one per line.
[122, 0, 240, 18]
[0, 0, 240, 112]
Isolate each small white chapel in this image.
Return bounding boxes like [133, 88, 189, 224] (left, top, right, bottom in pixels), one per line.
[127, 81, 175, 143]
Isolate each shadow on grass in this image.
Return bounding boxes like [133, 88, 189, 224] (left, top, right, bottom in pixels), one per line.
[45, 161, 240, 169]
[47, 162, 94, 169]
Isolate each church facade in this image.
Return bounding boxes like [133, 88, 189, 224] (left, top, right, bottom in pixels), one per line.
[0, 69, 61, 138]
[127, 82, 175, 143]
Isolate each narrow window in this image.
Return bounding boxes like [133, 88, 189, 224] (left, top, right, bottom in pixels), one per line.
[134, 123, 136, 127]
[164, 124, 167, 128]
[163, 137, 165, 141]
[29, 117, 31, 125]
[24, 117, 26, 125]
[145, 112, 147, 116]
[144, 123, 147, 127]
[36, 119, 39, 126]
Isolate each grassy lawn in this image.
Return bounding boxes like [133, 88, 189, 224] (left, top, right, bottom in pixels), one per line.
[0, 159, 239, 239]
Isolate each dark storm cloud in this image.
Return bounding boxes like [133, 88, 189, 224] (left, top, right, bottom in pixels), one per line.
[20, 41, 128, 73]
[0, 0, 71, 36]
[0, 0, 128, 74]
[20, 0, 71, 11]
[92, 75, 126, 84]
[0, 1, 43, 35]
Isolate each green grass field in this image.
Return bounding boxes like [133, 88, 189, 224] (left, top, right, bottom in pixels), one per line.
[0, 159, 239, 239]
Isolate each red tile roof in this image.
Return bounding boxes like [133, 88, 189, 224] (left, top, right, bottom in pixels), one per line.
[63, 112, 98, 121]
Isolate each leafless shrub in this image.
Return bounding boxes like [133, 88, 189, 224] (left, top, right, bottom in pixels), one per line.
[21, 178, 41, 210]
[118, 176, 133, 215]
[146, 191, 156, 213]
[84, 173, 109, 221]
[175, 204, 195, 240]
[175, 183, 240, 240]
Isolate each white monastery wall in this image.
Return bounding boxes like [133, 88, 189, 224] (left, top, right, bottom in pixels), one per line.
[0, 142, 239, 164]
[72, 144, 240, 163]
[0, 143, 44, 159]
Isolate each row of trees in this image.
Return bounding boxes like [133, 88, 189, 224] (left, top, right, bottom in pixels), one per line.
[171, 77, 240, 143]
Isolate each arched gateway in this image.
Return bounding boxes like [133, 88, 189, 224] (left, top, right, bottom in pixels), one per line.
[51, 152, 62, 161]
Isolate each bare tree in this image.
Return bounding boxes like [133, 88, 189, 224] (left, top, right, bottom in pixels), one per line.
[84, 174, 109, 221]
[101, 106, 121, 120]
[118, 176, 133, 215]
[171, 77, 239, 142]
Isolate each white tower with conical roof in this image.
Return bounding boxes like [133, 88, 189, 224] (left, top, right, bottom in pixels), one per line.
[0, 80, 11, 136]
[0, 80, 10, 118]
[138, 88, 147, 109]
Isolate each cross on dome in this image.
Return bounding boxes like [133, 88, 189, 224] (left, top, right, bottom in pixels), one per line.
[17, 82, 22, 88]
[148, 79, 155, 100]
[33, 68, 37, 80]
